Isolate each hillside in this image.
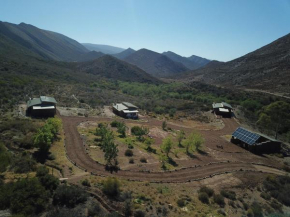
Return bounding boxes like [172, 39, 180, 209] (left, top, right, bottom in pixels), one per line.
[163, 51, 210, 70]
[112, 48, 136, 60]
[124, 49, 189, 77]
[82, 43, 125, 54]
[179, 33, 290, 95]
[76, 51, 104, 62]
[77, 55, 160, 83]
[0, 21, 88, 61]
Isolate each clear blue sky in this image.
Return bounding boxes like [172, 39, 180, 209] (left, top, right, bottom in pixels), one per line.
[1, 0, 290, 61]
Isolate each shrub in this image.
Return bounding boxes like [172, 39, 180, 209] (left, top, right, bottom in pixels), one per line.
[247, 209, 254, 217]
[214, 194, 225, 207]
[102, 177, 121, 197]
[177, 198, 185, 207]
[134, 210, 145, 217]
[0, 143, 12, 172]
[10, 178, 49, 216]
[12, 154, 37, 173]
[270, 199, 282, 211]
[36, 166, 59, 193]
[53, 185, 88, 208]
[129, 158, 134, 164]
[198, 192, 209, 204]
[199, 186, 214, 197]
[220, 189, 236, 200]
[81, 179, 91, 187]
[251, 202, 263, 217]
[125, 149, 133, 157]
[140, 157, 147, 163]
[260, 192, 271, 200]
[111, 120, 121, 128]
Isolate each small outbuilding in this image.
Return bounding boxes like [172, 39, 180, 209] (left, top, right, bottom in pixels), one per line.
[112, 102, 138, 119]
[212, 102, 233, 117]
[26, 96, 57, 117]
[231, 127, 281, 154]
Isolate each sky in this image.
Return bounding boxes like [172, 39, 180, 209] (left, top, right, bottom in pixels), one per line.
[1, 0, 290, 61]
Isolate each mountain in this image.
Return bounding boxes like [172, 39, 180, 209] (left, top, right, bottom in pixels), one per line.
[82, 43, 125, 54]
[0, 21, 88, 61]
[76, 51, 104, 62]
[179, 33, 290, 94]
[124, 49, 189, 77]
[187, 55, 211, 68]
[112, 48, 136, 60]
[163, 51, 210, 70]
[77, 55, 160, 83]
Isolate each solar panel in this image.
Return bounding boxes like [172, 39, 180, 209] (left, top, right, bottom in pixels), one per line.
[232, 127, 260, 145]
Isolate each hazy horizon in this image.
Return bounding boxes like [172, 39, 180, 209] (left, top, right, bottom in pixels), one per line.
[1, 0, 290, 61]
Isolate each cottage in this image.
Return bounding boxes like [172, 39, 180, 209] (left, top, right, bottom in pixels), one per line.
[212, 102, 233, 117]
[231, 127, 281, 154]
[112, 102, 138, 119]
[26, 96, 57, 117]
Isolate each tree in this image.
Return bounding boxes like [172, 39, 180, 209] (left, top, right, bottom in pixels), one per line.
[34, 125, 54, 153]
[10, 178, 49, 216]
[162, 121, 167, 131]
[46, 117, 62, 138]
[36, 166, 59, 193]
[102, 177, 121, 197]
[257, 101, 290, 139]
[183, 132, 204, 154]
[101, 131, 118, 166]
[161, 137, 173, 157]
[117, 122, 126, 138]
[131, 126, 148, 141]
[53, 185, 88, 208]
[177, 130, 185, 147]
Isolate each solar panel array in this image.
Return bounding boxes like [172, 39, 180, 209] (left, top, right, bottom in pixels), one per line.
[232, 127, 260, 145]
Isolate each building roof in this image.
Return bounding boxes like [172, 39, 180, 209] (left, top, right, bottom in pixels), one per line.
[232, 127, 278, 145]
[232, 127, 260, 145]
[27, 96, 57, 108]
[212, 102, 232, 109]
[122, 102, 138, 109]
[33, 106, 55, 110]
[123, 110, 138, 113]
[40, 96, 57, 104]
[113, 103, 128, 112]
[219, 108, 230, 113]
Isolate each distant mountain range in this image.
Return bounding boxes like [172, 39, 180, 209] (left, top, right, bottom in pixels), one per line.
[112, 48, 136, 60]
[82, 43, 125, 54]
[123, 48, 189, 77]
[163, 51, 210, 70]
[177, 33, 290, 94]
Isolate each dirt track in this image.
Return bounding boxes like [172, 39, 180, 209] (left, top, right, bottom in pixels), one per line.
[60, 115, 285, 183]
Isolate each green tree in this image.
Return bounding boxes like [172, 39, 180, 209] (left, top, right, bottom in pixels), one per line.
[46, 117, 62, 137]
[177, 130, 185, 147]
[161, 137, 173, 157]
[183, 132, 204, 154]
[117, 122, 126, 138]
[101, 131, 118, 166]
[102, 177, 121, 197]
[34, 125, 54, 153]
[162, 121, 167, 131]
[10, 178, 49, 216]
[257, 101, 290, 139]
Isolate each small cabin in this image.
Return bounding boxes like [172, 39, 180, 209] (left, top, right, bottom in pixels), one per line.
[212, 102, 233, 117]
[231, 127, 281, 154]
[112, 102, 138, 119]
[26, 96, 57, 117]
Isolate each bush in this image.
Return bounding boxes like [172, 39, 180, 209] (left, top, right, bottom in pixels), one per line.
[102, 177, 121, 197]
[198, 192, 209, 204]
[177, 198, 185, 207]
[260, 192, 271, 200]
[129, 158, 134, 164]
[36, 166, 59, 193]
[53, 185, 88, 208]
[251, 202, 263, 217]
[199, 186, 214, 197]
[125, 149, 133, 157]
[111, 120, 121, 128]
[12, 154, 37, 173]
[0, 143, 12, 172]
[214, 194, 225, 207]
[134, 210, 145, 217]
[247, 209, 254, 217]
[81, 179, 91, 187]
[220, 189, 236, 200]
[10, 178, 49, 216]
[140, 157, 147, 163]
[270, 199, 282, 211]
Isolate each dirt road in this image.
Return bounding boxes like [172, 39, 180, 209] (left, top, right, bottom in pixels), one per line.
[60, 115, 285, 183]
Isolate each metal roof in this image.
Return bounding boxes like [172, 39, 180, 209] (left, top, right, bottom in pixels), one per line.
[123, 110, 139, 113]
[27, 96, 57, 108]
[122, 102, 138, 109]
[219, 108, 229, 113]
[232, 127, 260, 145]
[33, 106, 55, 110]
[40, 96, 57, 104]
[27, 98, 41, 108]
[113, 103, 128, 112]
[212, 102, 232, 109]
